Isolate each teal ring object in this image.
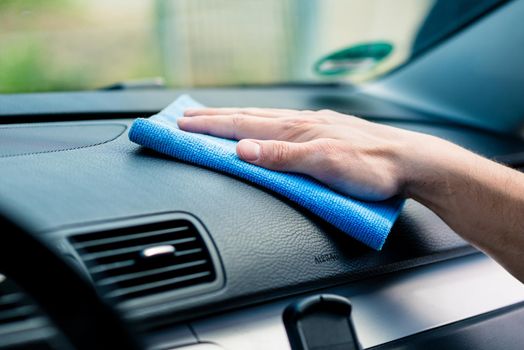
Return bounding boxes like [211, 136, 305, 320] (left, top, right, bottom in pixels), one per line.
[314, 41, 394, 76]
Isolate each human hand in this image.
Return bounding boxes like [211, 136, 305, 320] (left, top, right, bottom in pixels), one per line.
[177, 107, 430, 201]
[178, 107, 524, 281]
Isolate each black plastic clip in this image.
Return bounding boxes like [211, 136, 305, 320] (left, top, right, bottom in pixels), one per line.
[283, 294, 362, 350]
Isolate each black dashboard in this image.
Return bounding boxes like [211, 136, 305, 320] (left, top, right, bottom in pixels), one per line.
[3, 1, 524, 348]
[1, 87, 524, 349]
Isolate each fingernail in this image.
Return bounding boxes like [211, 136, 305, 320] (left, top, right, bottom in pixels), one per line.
[239, 140, 260, 161]
[184, 109, 197, 116]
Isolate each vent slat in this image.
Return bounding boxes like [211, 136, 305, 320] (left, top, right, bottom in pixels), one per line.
[0, 305, 37, 323]
[0, 277, 62, 348]
[69, 219, 217, 303]
[81, 237, 197, 261]
[89, 260, 136, 274]
[0, 316, 49, 337]
[71, 226, 189, 249]
[175, 248, 203, 257]
[97, 259, 208, 286]
[0, 292, 24, 306]
[105, 271, 212, 299]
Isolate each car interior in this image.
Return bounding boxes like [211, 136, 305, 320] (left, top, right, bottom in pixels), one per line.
[1, 1, 524, 349]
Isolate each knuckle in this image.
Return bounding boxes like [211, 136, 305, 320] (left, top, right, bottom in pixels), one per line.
[231, 114, 245, 136]
[279, 118, 313, 140]
[266, 142, 289, 166]
[312, 139, 342, 164]
[301, 140, 345, 180]
[289, 117, 316, 130]
[282, 116, 330, 141]
[316, 109, 339, 123]
[231, 114, 245, 126]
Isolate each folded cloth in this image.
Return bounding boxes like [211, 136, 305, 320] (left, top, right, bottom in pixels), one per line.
[129, 95, 403, 250]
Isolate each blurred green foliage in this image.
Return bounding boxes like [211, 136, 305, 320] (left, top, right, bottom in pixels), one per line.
[0, 0, 71, 10]
[0, 41, 87, 93]
[0, 0, 85, 93]
[0, 0, 427, 93]
[0, 0, 164, 93]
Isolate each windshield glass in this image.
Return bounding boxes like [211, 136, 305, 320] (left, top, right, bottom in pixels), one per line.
[0, 0, 504, 93]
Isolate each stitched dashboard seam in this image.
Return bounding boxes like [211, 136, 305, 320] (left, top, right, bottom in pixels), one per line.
[0, 123, 128, 158]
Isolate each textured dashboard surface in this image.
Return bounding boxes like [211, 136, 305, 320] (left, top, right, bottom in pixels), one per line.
[0, 123, 126, 157]
[1, 89, 523, 322]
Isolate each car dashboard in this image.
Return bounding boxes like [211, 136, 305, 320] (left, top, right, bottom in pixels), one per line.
[1, 87, 524, 349]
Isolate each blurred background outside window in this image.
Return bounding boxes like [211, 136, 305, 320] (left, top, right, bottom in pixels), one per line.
[1, 0, 479, 93]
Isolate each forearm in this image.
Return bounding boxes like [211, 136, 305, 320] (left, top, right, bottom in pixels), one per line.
[403, 135, 524, 281]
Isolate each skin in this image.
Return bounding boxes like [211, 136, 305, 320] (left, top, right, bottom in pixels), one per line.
[177, 108, 524, 282]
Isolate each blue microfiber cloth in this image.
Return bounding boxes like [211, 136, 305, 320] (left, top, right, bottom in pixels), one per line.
[129, 95, 404, 250]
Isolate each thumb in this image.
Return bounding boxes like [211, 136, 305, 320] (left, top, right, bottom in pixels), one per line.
[236, 139, 311, 173]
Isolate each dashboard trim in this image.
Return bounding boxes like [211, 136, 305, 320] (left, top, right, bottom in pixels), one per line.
[189, 253, 524, 350]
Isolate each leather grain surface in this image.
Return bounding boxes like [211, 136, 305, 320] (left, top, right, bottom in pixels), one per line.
[0, 116, 521, 322]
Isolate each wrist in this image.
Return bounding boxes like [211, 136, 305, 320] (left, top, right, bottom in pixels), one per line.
[398, 133, 468, 204]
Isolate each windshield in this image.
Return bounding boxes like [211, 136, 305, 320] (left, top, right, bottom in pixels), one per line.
[0, 0, 504, 93]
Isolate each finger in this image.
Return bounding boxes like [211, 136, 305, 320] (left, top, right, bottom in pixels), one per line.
[177, 114, 300, 141]
[184, 107, 298, 118]
[237, 139, 317, 173]
[238, 139, 355, 197]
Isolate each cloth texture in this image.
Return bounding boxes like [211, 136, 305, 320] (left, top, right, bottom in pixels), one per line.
[129, 95, 403, 250]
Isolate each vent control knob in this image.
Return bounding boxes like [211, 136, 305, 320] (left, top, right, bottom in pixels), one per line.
[140, 245, 175, 258]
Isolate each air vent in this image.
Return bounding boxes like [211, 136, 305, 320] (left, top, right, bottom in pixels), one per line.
[0, 274, 65, 349]
[68, 217, 220, 304]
